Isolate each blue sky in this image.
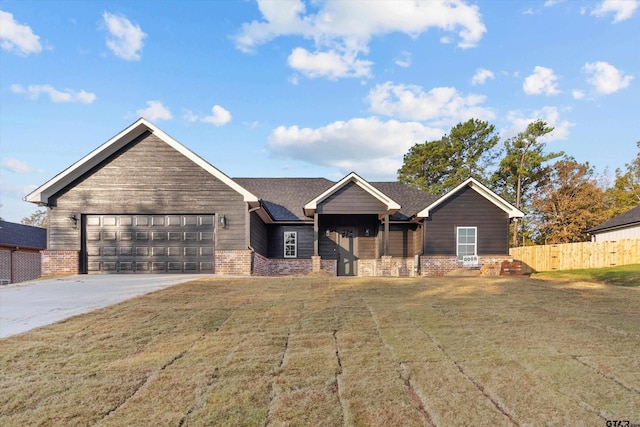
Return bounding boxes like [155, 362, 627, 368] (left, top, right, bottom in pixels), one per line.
[1, 0, 638, 223]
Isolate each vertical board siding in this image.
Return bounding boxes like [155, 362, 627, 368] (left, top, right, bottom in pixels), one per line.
[510, 239, 640, 271]
[423, 186, 509, 256]
[317, 182, 387, 214]
[387, 224, 418, 257]
[48, 132, 247, 251]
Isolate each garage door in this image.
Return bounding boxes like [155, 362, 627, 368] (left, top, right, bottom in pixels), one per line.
[85, 215, 215, 273]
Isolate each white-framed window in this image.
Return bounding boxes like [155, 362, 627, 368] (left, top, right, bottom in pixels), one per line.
[284, 231, 297, 258]
[456, 227, 477, 259]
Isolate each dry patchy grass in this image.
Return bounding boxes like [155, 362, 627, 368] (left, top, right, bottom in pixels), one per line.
[1, 276, 639, 426]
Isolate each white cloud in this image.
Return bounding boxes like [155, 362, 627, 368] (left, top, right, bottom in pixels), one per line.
[11, 84, 96, 103]
[268, 117, 443, 179]
[287, 48, 372, 79]
[235, 0, 486, 80]
[137, 101, 172, 121]
[583, 61, 634, 94]
[523, 66, 560, 95]
[394, 51, 412, 68]
[102, 12, 146, 61]
[504, 106, 574, 142]
[201, 105, 232, 126]
[591, 0, 638, 23]
[367, 81, 495, 126]
[0, 10, 42, 55]
[184, 105, 232, 126]
[572, 89, 585, 99]
[471, 68, 494, 85]
[2, 158, 33, 173]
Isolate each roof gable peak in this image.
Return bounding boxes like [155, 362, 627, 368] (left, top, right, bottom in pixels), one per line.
[25, 118, 258, 205]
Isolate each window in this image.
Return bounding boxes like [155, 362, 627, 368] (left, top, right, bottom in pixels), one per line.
[456, 227, 477, 259]
[284, 231, 297, 258]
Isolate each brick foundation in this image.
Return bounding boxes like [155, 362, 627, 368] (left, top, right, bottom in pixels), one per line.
[41, 250, 79, 276]
[359, 256, 417, 277]
[420, 255, 518, 277]
[251, 254, 337, 276]
[214, 250, 252, 275]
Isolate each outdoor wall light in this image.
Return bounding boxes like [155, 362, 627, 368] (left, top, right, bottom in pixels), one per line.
[68, 214, 78, 229]
[220, 214, 227, 229]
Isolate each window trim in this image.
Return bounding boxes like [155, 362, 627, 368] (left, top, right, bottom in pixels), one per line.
[284, 231, 297, 258]
[456, 226, 477, 260]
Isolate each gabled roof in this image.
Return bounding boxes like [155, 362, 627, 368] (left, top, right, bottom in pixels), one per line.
[586, 205, 640, 234]
[0, 220, 47, 249]
[417, 177, 524, 219]
[233, 178, 334, 221]
[25, 118, 258, 205]
[303, 172, 401, 217]
[369, 182, 437, 220]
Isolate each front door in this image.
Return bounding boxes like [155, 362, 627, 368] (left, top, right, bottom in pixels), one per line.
[337, 227, 357, 276]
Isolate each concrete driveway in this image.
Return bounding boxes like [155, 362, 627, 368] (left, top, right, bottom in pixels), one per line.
[0, 274, 215, 339]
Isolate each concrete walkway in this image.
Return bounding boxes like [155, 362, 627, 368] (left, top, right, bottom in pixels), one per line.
[0, 274, 215, 339]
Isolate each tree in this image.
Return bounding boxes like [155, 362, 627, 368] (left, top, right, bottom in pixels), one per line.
[398, 119, 500, 195]
[492, 120, 562, 246]
[606, 141, 640, 216]
[531, 158, 609, 244]
[21, 208, 48, 228]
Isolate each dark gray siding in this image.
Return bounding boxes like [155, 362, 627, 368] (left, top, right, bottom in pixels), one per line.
[267, 225, 314, 259]
[423, 186, 509, 256]
[249, 211, 268, 256]
[386, 224, 418, 257]
[317, 182, 387, 214]
[48, 132, 247, 252]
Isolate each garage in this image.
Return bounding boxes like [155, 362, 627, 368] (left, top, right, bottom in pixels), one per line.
[84, 214, 215, 273]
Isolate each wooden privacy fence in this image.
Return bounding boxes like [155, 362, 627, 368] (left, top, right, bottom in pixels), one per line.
[509, 239, 640, 272]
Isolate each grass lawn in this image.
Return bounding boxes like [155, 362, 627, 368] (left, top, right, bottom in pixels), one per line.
[532, 264, 640, 287]
[1, 276, 639, 426]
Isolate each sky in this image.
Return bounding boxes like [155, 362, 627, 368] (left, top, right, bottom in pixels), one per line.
[1, 0, 639, 223]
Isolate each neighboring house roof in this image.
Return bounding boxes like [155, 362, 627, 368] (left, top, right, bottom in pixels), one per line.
[0, 220, 47, 249]
[303, 172, 401, 217]
[417, 177, 524, 219]
[25, 118, 259, 205]
[586, 205, 640, 234]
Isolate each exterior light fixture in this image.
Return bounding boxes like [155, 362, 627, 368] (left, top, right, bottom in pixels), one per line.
[68, 214, 78, 229]
[220, 214, 227, 229]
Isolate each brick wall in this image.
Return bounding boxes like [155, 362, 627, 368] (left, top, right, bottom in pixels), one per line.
[420, 255, 516, 277]
[41, 250, 79, 276]
[252, 252, 270, 276]
[214, 250, 252, 275]
[359, 256, 416, 277]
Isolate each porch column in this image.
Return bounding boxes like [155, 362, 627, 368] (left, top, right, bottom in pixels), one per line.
[313, 213, 319, 256]
[384, 213, 389, 256]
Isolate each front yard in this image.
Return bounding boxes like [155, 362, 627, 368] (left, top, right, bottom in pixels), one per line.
[1, 276, 638, 425]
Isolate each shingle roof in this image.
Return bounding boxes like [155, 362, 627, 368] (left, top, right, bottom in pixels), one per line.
[586, 205, 640, 233]
[233, 178, 436, 221]
[233, 178, 334, 220]
[0, 220, 47, 249]
[369, 182, 437, 220]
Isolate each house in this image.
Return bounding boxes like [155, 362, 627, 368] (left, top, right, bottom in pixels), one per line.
[0, 220, 47, 284]
[586, 205, 640, 242]
[25, 118, 523, 277]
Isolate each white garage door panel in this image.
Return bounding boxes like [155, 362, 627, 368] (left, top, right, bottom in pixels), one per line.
[85, 215, 215, 274]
